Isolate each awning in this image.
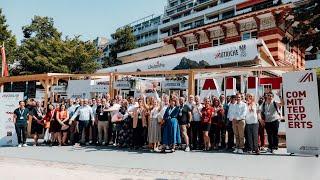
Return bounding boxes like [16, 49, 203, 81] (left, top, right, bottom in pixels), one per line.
[97, 39, 276, 73]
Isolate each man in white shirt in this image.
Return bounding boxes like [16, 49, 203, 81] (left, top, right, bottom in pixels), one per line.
[70, 99, 95, 147]
[191, 95, 203, 150]
[226, 95, 236, 150]
[231, 93, 247, 154]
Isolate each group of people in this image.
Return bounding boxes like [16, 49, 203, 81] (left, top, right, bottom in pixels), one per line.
[13, 90, 283, 154]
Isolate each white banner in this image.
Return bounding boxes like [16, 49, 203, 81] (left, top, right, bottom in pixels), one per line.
[35, 89, 45, 102]
[67, 80, 92, 99]
[52, 85, 67, 93]
[283, 70, 320, 155]
[0, 92, 24, 146]
[91, 85, 109, 93]
[114, 81, 132, 90]
[99, 39, 260, 73]
[162, 80, 188, 89]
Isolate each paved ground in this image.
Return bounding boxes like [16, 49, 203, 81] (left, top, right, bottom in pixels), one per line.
[0, 143, 319, 180]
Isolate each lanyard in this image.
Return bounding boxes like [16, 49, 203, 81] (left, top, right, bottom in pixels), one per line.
[19, 108, 25, 116]
[168, 107, 175, 115]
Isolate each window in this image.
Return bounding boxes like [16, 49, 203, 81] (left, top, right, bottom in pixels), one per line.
[188, 44, 198, 51]
[194, 19, 204, 27]
[241, 31, 257, 40]
[183, 23, 192, 28]
[177, 6, 186, 12]
[212, 38, 224, 47]
[222, 9, 234, 19]
[184, 11, 191, 16]
[163, 19, 170, 24]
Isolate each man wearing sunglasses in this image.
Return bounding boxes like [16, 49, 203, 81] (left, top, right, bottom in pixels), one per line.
[261, 92, 284, 153]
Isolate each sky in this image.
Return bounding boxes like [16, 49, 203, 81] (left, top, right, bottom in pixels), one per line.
[1, 0, 167, 43]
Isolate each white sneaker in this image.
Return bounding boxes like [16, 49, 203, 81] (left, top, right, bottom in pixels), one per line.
[185, 146, 190, 152]
[22, 144, 28, 147]
[233, 148, 238, 153]
[238, 149, 244, 154]
[73, 143, 81, 148]
[18, 144, 22, 148]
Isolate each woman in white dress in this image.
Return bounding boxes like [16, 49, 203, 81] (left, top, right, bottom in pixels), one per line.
[148, 100, 162, 152]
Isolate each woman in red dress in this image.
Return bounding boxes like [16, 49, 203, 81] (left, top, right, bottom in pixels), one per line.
[201, 97, 214, 151]
[43, 104, 55, 145]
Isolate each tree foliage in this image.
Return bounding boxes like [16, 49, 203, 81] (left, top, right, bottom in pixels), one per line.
[103, 26, 136, 68]
[16, 16, 100, 75]
[283, 0, 320, 52]
[0, 8, 17, 64]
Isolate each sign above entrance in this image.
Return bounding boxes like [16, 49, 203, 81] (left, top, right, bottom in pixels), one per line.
[98, 39, 260, 73]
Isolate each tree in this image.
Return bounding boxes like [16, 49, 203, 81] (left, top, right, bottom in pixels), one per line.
[0, 8, 17, 65]
[22, 16, 61, 40]
[283, 0, 320, 52]
[103, 26, 136, 68]
[16, 16, 100, 75]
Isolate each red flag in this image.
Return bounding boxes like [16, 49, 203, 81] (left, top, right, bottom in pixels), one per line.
[1, 46, 9, 77]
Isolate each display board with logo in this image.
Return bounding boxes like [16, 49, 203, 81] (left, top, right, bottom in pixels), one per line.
[162, 80, 188, 90]
[283, 70, 320, 155]
[67, 80, 92, 99]
[0, 92, 23, 146]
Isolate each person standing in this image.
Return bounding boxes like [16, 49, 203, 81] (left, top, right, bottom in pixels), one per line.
[226, 95, 236, 150]
[191, 95, 203, 150]
[70, 99, 95, 147]
[13, 101, 30, 147]
[201, 97, 214, 151]
[68, 99, 80, 145]
[43, 104, 55, 145]
[258, 96, 266, 151]
[30, 101, 44, 146]
[177, 97, 192, 152]
[148, 100, 162, 152]
[132, 99, 147, 149]
[96, 98, 111, 146]
[211, 98, 224, 150]
[162, 98, 181, 153]
[219, 94, 227, 149]
[232, 93, 247, 154]
[89, 98, 98, 145]
[245, 93, 260, 154]
[56, 104, 69, 146]
[261, 92, 283, 153]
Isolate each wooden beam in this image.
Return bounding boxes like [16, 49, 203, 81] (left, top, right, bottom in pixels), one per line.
[109, 73, 114, 99]
[188, 70, 195, 97]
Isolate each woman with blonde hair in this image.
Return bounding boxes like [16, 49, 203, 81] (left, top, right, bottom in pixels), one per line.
[245, 93, 260, 154]
[148, 100, 162, 152]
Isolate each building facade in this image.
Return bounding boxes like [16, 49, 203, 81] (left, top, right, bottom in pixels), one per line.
[161, 0, 304, 69]
[117, 14, 162, 48]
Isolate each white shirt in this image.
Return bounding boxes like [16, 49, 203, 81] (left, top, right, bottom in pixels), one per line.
[227, 102, 236, 121]
[159, 104, 169, 120]
[151, 107, 161, 119]
[91, 104, 98, 115]
[228, 101, 247, 121]
[68, 104, 80, 116]
[245, 104, 259, 124]
[192, 103, 203, 122]
[72, 105, 95, 121]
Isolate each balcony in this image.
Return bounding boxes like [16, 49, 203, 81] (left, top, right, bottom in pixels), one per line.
[133, 25, 159, 36]
[159, 0, 247, 30]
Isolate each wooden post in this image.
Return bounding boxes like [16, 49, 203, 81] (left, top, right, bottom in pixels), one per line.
[44, 79, 49, 109]
[188, 70, 195, 97]
[109, 73, 114, 99]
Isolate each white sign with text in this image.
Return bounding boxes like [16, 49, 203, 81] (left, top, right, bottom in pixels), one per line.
[283, 70, 320, 155]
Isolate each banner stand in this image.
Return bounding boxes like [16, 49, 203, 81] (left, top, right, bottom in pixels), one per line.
[283, 70, 320, 157]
